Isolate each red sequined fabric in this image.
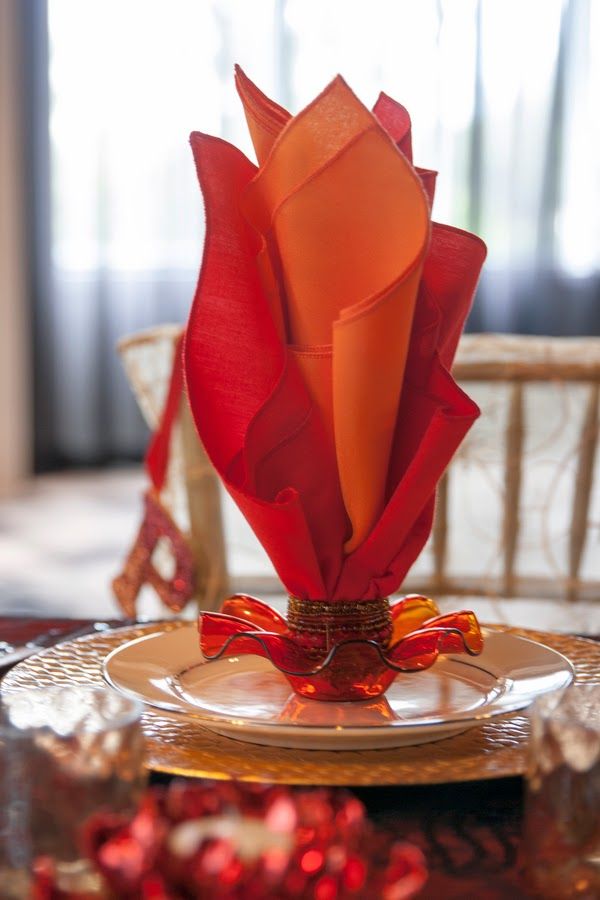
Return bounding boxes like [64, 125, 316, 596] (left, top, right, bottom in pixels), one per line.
[32, 780, 428, 899]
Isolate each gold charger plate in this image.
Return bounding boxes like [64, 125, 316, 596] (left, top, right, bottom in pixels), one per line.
[2, 623, 599, 786]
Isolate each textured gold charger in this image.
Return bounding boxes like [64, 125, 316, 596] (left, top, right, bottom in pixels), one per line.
[3, 623, 599, 786]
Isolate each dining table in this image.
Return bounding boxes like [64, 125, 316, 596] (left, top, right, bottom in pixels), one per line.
[0, 614, 551, 899]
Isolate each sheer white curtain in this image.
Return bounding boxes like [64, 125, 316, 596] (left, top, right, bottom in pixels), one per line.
[43, 0, 599, 463]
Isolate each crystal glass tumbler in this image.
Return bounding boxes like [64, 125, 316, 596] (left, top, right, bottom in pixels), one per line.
[524, 685, 600, 899]
[0, 712, 33, 899]
[2, 685, 145, 893]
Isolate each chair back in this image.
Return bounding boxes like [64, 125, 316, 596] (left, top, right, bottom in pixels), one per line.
[406, 334, 600, 602]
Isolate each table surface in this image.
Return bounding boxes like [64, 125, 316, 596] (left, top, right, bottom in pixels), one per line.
[0, 616, 538, 899]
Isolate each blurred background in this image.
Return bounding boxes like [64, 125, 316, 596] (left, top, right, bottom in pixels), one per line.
[1, 0, 598, 621]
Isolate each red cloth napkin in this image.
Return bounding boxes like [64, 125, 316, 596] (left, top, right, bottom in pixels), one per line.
[185, 70, 486, 601]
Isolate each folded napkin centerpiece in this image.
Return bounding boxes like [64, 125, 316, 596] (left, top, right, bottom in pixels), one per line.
[185, 68, 486, 701]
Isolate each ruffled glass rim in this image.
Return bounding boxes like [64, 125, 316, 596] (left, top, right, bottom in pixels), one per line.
[201, 626, 478, 676]
[197, 594, 483, 700]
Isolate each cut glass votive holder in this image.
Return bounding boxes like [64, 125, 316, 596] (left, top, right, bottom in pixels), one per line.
[2, 685, 146, 894]
[524, 685, 600, 899]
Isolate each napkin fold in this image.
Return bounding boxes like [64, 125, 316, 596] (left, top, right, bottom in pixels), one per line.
[185, 69, 486, 601]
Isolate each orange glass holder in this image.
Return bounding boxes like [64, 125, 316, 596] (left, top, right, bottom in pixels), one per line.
[199, 594, 483, 701]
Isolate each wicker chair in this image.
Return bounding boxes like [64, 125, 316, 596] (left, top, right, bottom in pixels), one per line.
[118, 329, 600, 608]
[407, 334, 600, 603]
[117, 325, 229, 612]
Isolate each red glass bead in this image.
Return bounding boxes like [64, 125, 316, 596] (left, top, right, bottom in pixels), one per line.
[301, 848, 325, 874]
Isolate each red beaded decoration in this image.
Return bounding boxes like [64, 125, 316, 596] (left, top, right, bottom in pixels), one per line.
[32, 780, 428, 899]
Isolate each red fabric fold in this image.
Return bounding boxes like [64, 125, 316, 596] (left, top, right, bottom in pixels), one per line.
[145, 333, 184, 491]
[185, 132, 346, 598]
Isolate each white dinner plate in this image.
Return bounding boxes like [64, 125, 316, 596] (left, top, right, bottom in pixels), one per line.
[102, 624, 574, 750]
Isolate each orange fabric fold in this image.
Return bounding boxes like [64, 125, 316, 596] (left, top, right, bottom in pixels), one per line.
[239, 73, 429, 552]
[234, 65, 290, 165]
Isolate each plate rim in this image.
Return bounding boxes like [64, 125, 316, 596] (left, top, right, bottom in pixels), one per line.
[3, 621, 597, 785]
[102, 623, 575, 737]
